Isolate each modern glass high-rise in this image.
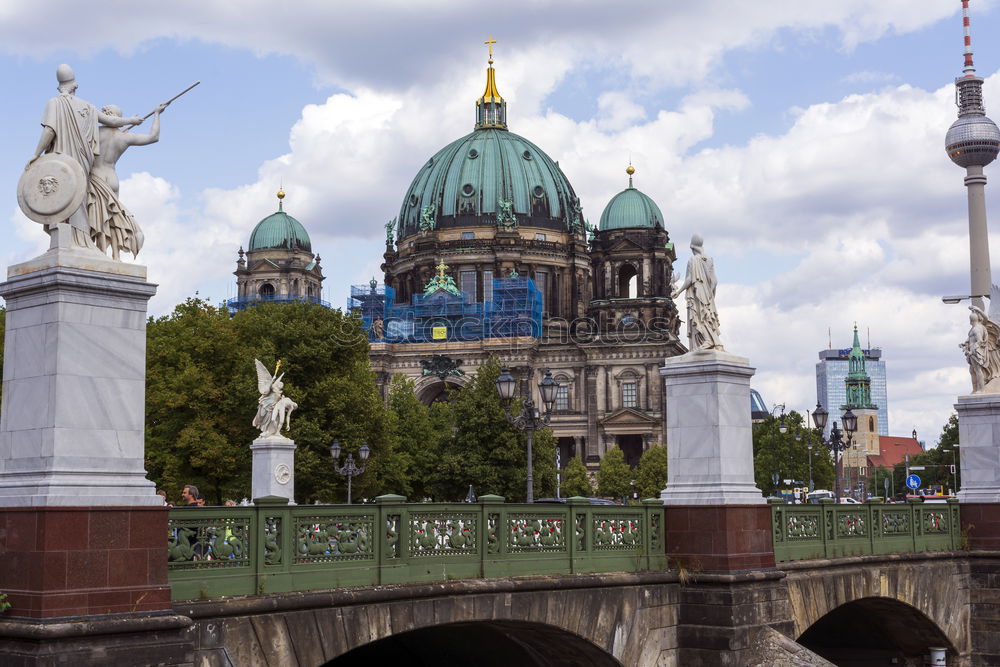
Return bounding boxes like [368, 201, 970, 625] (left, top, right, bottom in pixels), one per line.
[815, 347, 888, 437]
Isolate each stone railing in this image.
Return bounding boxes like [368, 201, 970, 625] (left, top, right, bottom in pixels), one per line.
[771, 500, 961, 563]
[167, 495, 666, 601]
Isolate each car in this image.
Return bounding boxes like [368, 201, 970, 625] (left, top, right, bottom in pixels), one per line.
[534, 497, 618, 505]
[837, 497, 862, 504]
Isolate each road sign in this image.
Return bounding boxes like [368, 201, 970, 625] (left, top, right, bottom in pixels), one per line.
[906, 474, 921, 490]
[909, 466, 926, 471]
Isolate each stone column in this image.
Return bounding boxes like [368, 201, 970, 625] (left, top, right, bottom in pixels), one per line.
[956, 394, 1000, 548]
[251, 436, 297, 502]
[0, 254, 175, 626]
[660, 350, 773, 571]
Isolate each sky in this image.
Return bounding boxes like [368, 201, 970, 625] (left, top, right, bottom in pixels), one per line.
[2, 0, 999, 448]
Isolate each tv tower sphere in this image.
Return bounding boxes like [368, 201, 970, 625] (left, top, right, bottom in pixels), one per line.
[946, 113, 1000, 168]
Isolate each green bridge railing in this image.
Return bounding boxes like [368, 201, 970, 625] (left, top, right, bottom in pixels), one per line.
[167, 495, 667, 601]
[771, 499, 961, 563]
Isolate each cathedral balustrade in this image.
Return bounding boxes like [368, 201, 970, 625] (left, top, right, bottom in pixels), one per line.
[771, 499, 960, 563]
[224, 294, 331, 312]
[166, 496, 666, 601]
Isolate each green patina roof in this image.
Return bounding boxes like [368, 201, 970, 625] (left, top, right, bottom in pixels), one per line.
[248, 204, 312, 252]
[599, 181, 664, 231]
[397, 127, 580, 237]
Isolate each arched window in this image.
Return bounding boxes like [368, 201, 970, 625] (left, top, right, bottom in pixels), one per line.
[258, 283, 275, 299]
[869, 416, 875, 432]
[617, 264, 638, 298]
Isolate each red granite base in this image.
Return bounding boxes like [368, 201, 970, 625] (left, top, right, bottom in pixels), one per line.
[664, 505, 776, 572]
[0, 507, 171, 619]
[960, 503, 1000, 550]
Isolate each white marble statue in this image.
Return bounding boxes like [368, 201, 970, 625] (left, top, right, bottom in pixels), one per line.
[23, 65, 143, 251]
[87, 102, 167, 259]
[253, 359, 298, 438]
[960, 285, 1000, 393]
[672, 234, 724, 352]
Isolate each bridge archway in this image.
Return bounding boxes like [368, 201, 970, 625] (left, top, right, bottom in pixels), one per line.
[797, 597, 955, 666]
[324, 620, 622, 666]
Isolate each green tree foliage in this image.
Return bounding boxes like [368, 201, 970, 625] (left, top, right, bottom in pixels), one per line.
[597, 446, 632, 500]
[752, 411, 834, 496]
[145, 299, 392, 505]
[561, 456, 594, 498]
[385, 374, 451, 500]
[634, 445, 667, 499]
[426, 357, 555, 502]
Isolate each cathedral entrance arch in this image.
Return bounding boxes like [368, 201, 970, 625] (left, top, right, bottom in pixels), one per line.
[414, 376, 466, 405]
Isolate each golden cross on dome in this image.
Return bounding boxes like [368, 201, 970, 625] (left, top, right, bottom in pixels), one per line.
[436, 260, 449, 278]
[484, 36, 497, 63]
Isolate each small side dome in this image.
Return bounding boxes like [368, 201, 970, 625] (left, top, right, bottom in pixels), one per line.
[598, 166, 664, 231]
[248, 192, 312, 252]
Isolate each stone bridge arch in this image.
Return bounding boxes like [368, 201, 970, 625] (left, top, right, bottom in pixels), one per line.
[324, 620, 622, 666]
[783, 554, 969, 661]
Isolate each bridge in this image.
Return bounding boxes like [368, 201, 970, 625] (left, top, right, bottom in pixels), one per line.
[5, 495, 975, 665]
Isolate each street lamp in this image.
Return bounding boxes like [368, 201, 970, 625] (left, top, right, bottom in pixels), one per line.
[496, 368, 558, 503]
[329, 440, 370, 505]
[796, 430, 815, 493]
[812, 403, 856, 502]
[769, 404, 787, 497]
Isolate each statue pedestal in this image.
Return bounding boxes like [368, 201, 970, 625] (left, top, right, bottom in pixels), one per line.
[660, 350, 765, 505]
[0, 259, 159, 506]
[659, 350, 772, 571]
[956, 393, 1000, 503]
[251, 435, 296, 502]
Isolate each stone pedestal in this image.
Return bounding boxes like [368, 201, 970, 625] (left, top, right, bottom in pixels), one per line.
[0, 258, 159, 506]
[251, 435, 296, 502]
[956, 393, 1000, 503]
[660, 350, 765, 505]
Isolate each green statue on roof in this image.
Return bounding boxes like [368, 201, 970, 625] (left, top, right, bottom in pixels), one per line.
[423, 259, 461, 296]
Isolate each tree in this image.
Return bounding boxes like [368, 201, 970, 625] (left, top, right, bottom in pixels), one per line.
[752, 411, 834, 495]
[385, 375, 450, 500]
[427, 357, 556, 502]
[634, 445, 667, 499]
[145, 299, 390, 505]
[561, 456, 593, 498]
[597, 446, 632, 500]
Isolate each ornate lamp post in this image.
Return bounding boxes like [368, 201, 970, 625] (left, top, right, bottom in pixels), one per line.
[812, 404, 857, 502]
[329, 440, 370, 505]
[495, 368, 559, 503]
[769, 404, 787, 497]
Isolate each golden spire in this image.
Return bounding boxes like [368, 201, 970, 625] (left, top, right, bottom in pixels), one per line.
[626, 163, 635, 188]
[476, 36, 507, 129]
[276, 187, 285, 211]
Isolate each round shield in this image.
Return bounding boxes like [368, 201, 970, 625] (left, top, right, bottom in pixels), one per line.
[17, 153, 88, 224]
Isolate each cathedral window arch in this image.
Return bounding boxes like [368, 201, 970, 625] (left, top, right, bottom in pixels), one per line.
[614, 368, 642, 410]
[617, 263, 638, 298]
[553, 372, 572, 411]
[258, 283, 275, 299]
[869, 416, 875, 432]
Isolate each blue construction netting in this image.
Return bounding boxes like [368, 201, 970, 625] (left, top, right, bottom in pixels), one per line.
[225, 294, 331, 314]
[350, 277, 541, 342]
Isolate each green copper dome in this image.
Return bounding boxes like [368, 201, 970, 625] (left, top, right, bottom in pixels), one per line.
[397, 127, 582, 238]
[248, 197, 312, 252]
[599, 171, 664, 231]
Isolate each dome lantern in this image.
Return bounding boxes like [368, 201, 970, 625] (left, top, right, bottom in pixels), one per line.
[476, 36, 507, 130]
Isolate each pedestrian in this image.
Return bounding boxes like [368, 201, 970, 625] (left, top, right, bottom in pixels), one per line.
[180, 484, 200, 507]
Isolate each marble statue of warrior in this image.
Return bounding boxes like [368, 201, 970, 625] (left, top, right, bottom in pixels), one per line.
[26, 64, 143, 250]
[87, 103, 167, 259]
[961, 290, 1000, 393]
[672, 234, 724, 352]
[253, 359, 297, 438]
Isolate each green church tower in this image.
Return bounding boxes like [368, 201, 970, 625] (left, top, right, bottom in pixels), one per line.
[843, 325, 877, 410]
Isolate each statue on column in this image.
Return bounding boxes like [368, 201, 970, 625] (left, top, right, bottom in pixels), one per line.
[254, 359, 298, 438]
[961, 287, 1000, 393]
[672, 234, 724, 352]
[21, 65, 143, 252]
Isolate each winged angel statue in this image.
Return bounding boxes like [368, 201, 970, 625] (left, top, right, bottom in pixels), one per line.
[253, 359, 298, 438]
[961, 286, 1000, 394]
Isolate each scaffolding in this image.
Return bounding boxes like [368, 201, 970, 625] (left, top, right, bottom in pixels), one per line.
[349, 277, 541, 342]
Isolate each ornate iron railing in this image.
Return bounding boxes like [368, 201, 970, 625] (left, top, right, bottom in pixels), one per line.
[771, 500, 961, 563]
[167, 495, 666, 601]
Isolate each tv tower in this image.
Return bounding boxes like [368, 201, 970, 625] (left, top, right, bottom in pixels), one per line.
[945, 0, 1000, 310]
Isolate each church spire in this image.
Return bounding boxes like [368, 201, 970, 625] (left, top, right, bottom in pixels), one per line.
[475, 36, 507, 130]
[844, 324, 876, 410]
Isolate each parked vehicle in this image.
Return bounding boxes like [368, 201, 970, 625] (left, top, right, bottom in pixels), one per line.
[534, 497, 618, 505]
[806, 489, 834, 504]
[838, 497, 862, 504]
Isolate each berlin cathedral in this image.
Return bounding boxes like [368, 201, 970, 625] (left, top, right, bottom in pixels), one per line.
[235, 49, 687, 470]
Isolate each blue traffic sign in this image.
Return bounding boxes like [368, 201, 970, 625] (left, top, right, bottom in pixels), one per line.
[906, 474, 921, 490]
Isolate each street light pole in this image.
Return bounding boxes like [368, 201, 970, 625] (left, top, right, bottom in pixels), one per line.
[496, 368, 559, 503]
[770, 404, 787, 497]
[812, 403, 856, 502]
[329, 440, 371, 505]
